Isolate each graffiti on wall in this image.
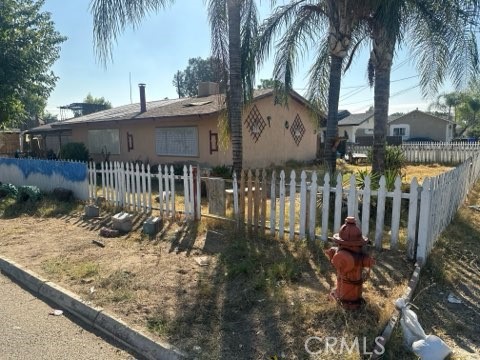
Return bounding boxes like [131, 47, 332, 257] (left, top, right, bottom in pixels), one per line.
[0, 158, 88, 200]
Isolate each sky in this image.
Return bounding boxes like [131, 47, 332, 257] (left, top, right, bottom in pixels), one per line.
[42, 1, 453, 119]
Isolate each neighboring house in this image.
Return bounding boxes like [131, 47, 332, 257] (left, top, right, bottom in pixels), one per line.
[387, 109, 454, 142]
[22, 124, 72, 157]
[43, 83, 318, 168]
[337, 110, 374, 143]
[0, 129, 20, 156]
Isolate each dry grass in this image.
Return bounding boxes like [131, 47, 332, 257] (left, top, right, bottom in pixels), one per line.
[386, 181, 480, 359]
[0, 195, 414, 359]
[341, 162, 454, 185]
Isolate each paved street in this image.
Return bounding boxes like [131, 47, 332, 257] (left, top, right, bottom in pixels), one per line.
[0, 272, 133, 360]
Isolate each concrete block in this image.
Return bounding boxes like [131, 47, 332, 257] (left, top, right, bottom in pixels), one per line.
[207, 178, 226, 216]
[84, 204, 100, 218]
[39, 281, 102, 326]
[112, 212, 133, 232]
[143, 217, 162, 236]
[0, 256, 47, 294]
[94, 311, 186, 360]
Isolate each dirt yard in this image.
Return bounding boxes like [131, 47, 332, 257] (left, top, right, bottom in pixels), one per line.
[385, 181, 480, 360]
[0, 196, 414, 359]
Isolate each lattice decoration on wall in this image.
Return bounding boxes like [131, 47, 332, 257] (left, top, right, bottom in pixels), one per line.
[290, 114, 306, 146]
[244, 105, 266, 143]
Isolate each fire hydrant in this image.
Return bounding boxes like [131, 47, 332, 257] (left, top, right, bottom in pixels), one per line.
[325, 217, 375, 309]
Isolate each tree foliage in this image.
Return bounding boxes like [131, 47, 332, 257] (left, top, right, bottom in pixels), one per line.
[0, 0, 66, 128]
[172, 57, 226, 98]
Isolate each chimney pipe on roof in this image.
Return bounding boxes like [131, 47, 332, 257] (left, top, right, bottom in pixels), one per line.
[139, 83, 146, 113]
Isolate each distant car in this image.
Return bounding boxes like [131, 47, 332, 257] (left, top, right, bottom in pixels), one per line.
[451, 138, 478, 143]
[404, 137, 438, 143]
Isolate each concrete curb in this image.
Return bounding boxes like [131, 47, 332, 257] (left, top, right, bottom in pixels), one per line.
[370, 264, 422, 359]
[0, 255, 186, 360]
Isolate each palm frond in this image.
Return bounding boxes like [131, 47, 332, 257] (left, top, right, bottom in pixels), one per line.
[241, 0, 259, 102]
[90, 0, 173, 64]
[255, 0, 309, 67]
[305, 38, 329, 115]
[208, 0, 229, 73]
[272, 4, 326, 105]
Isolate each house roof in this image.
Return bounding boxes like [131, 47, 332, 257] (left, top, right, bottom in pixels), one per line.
[388, 109, 454, 124]
[338, 110, 374, 126]
[52, 88, 311, 127]
[24, 123, 72, 134]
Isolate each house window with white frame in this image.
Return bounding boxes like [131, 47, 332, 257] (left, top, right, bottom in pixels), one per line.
[393, 127, 406, 136]
[155, 127, 199, 157]
[88, 129, 120, 154]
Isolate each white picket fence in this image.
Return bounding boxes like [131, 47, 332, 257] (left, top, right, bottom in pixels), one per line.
[231, 154, 480, 263]
[416, 153, 480, 262]
[348, 142, 480, 164]
[87, 162, 201, 219]
[232, 169, 419, 254]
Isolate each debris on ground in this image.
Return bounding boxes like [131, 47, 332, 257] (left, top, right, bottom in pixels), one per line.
[468, 205, 480, 212]
[92, 239, 106, 247]
[99, 227, 119, 238]
[447, 293, 462, 304]
[49, 309, 63, 316]
[194, 256, 210, 266]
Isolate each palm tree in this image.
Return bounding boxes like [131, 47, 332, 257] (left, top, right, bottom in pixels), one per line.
[367, 0, 479, 173]
[208, 0, 259, 175]
[91, 0, 258, 175]
[254, 0, 371, 174]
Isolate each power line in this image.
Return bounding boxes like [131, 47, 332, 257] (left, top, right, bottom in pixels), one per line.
[340, 84, 420, 106]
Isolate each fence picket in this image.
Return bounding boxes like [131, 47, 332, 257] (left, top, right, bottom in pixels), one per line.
[247, 170, 253, 231]
[254, 169, 260, 234]
[279, 171, 286, 239]
[289, 170, 296, 241]
[260, 169, 267, 236]
[334, 173, 343, 232]
[309, 171, 318, 240]
[361, 175, 371, 237]
[101, 162, 105, 198]
[390, 176, 402, 250]
[164, 165, 170, 216]
[158, 165, 164, 216]
[375, 176, 387, 249]
[183, 165, 190, 217]
[233, 172, 239, 216]
[147, 164, 152, 212]
[417, 178, 432, 264]
[321, 173, 330, 241]
[270, 171, 277, 236]
[169, 165, 175, 217]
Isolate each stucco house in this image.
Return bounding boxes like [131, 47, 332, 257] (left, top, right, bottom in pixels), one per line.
[337, 110, 374, 143]
[387, 109, 454, 142]
[43, 83, 318, 168]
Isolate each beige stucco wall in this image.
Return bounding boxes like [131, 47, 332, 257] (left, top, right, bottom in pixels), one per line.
[388, 111, 452, 141]
[241, 95, 317, 168]
[70, 93, 317, 168]
[71, 115, 231, 167]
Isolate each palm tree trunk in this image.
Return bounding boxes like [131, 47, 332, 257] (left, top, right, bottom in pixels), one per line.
[227, 0, 243, 175]
[324, 55, 343, 175]
[372, 63, 391, 174]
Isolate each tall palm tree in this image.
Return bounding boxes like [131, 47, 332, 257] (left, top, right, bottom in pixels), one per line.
[208, 0, 259, 175]
[91, 0, 258, 175]
[255, 0, 371, 174]
[367, 0, 479, 173]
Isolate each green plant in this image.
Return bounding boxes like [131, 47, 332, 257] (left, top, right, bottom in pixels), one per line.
[367, 146, 405, 176]
[58, 143, 89, 162]
[355, 169, 380, 190]
[210, 165, 232, 179]
[16, 186, 41, 203]
[0, 183, 18, 198]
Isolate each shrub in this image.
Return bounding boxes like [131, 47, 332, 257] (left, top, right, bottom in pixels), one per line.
[58, 143, 89, 162]
[367, 145, 406, 176]
[210, 165, 232, 179]
[16, 186, 42, 203]
[0, 183, 18, 198]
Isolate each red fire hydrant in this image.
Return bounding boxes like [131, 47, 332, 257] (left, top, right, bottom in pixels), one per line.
[325, 217, 375, 309]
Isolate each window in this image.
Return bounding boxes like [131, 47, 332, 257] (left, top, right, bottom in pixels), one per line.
[155, 127, 198, 157]
[393, 127, 406, 136]
[88, 129, 120, 154]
